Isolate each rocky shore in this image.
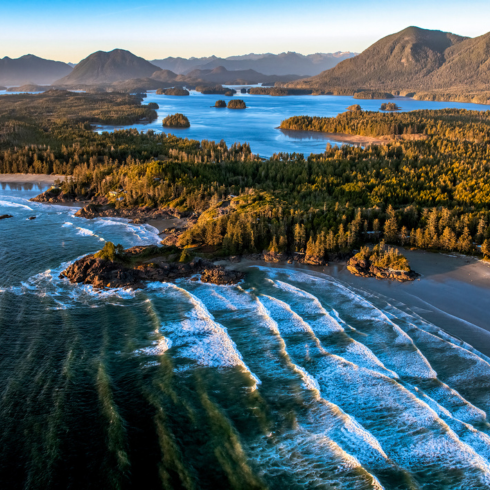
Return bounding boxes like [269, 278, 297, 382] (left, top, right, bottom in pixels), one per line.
[347, 255, 419, 282]
[60, 245, 245, 289]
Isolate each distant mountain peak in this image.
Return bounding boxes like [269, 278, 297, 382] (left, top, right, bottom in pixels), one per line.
[54, 49, 160, 85]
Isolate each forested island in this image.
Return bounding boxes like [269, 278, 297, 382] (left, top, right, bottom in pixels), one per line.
[380, 102, 401, 111]
[2, 92, 490, 277]
[156, 88, 190, 96]
[162, 113, 190, 128]
[227, 99, 247, 109]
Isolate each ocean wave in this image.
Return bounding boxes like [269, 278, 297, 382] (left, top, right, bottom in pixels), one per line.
[0, 200, 33, 210]
[150, 284, 261, 390]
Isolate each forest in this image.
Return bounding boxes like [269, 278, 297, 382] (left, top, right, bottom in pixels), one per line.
[1, 92, 490, 261]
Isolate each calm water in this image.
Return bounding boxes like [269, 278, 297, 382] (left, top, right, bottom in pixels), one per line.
[96, 91, 490, 156]
[3, 183, 490, 489]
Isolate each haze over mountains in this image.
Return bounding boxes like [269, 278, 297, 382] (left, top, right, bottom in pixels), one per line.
[2, 27, 490, 102]
[150, 52, 357, 76]
[287, 27, 490, 93]
[55, 50, 160, 85]
[0, 55, 72, 86]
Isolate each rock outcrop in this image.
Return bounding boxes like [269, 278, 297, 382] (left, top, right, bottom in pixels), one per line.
[347, 256, 418, 282]
[0, 214, 13, 220]
[60, 246, 245, 289]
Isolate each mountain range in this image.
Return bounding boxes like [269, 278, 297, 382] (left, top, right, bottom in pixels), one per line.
[0, 55, 72, 86]
[286, 27, 490, 93]
[150, 51, 356, 76]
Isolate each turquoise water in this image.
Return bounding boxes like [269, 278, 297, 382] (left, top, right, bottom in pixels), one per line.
[96, 91, 490, 156]
[2, 183, 490, 488]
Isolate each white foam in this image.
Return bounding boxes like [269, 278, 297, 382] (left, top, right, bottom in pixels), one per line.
[154, 284, 261, 389]
[0, 200, 33, 210]
[76, 227, 95, 236]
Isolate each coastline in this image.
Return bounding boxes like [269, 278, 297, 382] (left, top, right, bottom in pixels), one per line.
[30, 196, 490, 356]
[0, 173, 63, 184]
[332, 250, 490, 356]
[278, 128, 427, 146]
[252, 250, 490, 356]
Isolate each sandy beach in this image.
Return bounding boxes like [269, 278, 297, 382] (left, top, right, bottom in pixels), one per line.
[279, 128, 427, 146]
[0, 173, 64, 184]
[324, 250, 490, 356]
[232, 250, 490, 356]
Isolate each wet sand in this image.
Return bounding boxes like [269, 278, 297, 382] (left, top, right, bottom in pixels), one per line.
[329, 250, 490, 356]
[232, 250, 490, 356]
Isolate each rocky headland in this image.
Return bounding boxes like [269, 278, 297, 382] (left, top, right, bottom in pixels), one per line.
[60, 245, 245, 289]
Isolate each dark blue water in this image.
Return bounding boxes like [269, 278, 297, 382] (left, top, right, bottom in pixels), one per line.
[96, 91, 490, 156]
[3, 183, 490, 488]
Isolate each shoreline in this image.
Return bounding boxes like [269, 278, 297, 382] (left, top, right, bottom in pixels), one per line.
[238, 250, 490, 356]
[0, 173, 64, 184]
[31, 195, 490, 356]
[278, 128, 427, 146]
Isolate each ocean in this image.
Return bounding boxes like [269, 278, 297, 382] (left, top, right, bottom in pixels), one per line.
[2, 183, 490, 489]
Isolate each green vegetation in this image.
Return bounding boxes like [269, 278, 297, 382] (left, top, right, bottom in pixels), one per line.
[161, 88, 190, 96]
[196, 85, 236, 96]
[356, 242, 410, 271]
[482, 240, 490, 259]
[214, 100, 226, 108]
[249, 87, 313, 96]
[280, 108, 490, 138]
[347, 104, 362, 112]
[227, 99, 246, 109]
[162, 113, 190, 128]
[2, 94, 490, 261]
[147, 102, 159, 109]
[94, 242, 124, 261]
[354, 91, 394, 100]
[380, 102, 401, 111]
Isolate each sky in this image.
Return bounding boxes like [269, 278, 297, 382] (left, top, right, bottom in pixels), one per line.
[1, 0, 490, 62]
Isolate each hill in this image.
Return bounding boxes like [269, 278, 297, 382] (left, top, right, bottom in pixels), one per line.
[54, 49, 161, 85]
[151, 51, 356, 76]
[183, 66, 300, 84]
[0, 55, 72, 86]
[287, 27, 469, 91]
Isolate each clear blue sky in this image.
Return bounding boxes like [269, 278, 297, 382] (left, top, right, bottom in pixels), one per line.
[1, 0, 489, 62]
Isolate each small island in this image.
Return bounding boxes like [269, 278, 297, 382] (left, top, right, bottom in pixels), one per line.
[214, 100, 226, 108]
[347, 242, 418, 282]
[347, 104, 362, 111]
[162, 113, 190, 128]
[147, 102, 159, 109]
[160, 88, 190, 96]
[60, 242, 245, 289]
[196, 85, 236, 96]
[227, 99, 247, 109]
[354, 91, 394, 100]
[380, 102, 401, 111]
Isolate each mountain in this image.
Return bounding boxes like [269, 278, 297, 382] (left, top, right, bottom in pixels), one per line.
[425, 31, 490, 90]
[182, 66, 300, 84]
[286, 27, 490, 93]
[54, 49, 161, 85]
[0, 55, 72, 86]
[150, 56, 219, 75]
[151, 51, 356, 77]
